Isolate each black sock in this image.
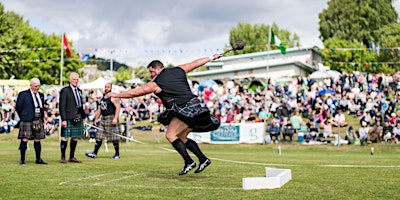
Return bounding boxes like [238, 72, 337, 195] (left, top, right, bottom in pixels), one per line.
[60, 140, 68, 159]
[171, 138, 193, 165]
[34, 141, 41, 161]
[94, 139, 102, 154]
[19, 141, 28, 161]
[185, 139, 207, 163]
[113, 141, 119, 155]
[70, 140, 77, 159]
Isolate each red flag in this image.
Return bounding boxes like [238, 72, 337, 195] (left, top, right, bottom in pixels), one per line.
[63, 33, 72, 58]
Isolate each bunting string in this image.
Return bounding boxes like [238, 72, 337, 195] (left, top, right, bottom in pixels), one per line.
[1, 46, 400, 55]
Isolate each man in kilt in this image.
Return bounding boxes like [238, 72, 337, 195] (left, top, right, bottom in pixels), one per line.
[16, 78, 47, 165]
[106, 54, 221, 175]
[59, 72, 86, 163]
[86, 83, 121, 159]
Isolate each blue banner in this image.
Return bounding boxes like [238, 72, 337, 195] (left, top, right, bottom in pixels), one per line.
[210, 125, 240, 142]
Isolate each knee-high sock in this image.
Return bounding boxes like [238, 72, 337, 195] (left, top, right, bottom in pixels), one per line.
[60, 140, 68, 159]
[19, 141, 28, 161]
[94, 139, 102, 154]
[185, 139, 207, 163]
[171, 138, 193, 165]
[34, 141, 41, 161]
[113, 141, 119, 155]
[70, 140, 77, 159]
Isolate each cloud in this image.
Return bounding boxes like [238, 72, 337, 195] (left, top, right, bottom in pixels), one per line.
[6, 0, 384, 66]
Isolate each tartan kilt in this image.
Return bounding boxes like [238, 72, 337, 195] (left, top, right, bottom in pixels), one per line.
[18, 121, 45, 140]
[157, 97, 220, 132]
[61, 120, 85, 138]
[96, 115, 120, 141]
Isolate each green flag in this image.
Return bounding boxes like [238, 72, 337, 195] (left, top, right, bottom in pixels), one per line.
[270, 31, 286, 54]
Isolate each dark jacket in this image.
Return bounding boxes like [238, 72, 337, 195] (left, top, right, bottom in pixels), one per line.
[59, 86, 85, 121]
[15, 90, 45, 122]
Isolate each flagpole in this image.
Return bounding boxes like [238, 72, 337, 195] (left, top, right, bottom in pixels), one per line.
[265, 26, 272, 108]
[59, 32, 64, 142]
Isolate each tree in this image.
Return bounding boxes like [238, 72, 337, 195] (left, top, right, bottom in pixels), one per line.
[134, 66, 151, 83]
[321, 37, 377, 73]
[319, 0, 400, 73]
[0, 2, 83, 84]
[229, 23, 300, 55]
[319, 0, 397, 47]
[0, 5, 24, 79]
[376, 23, 400, 73]
[114, 67, 132, 84]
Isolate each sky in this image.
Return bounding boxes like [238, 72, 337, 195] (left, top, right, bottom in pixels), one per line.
[2, 0, 400, 67]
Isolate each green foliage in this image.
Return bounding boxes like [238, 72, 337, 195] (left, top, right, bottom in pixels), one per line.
[229, 23, 300, 55]
[0, 3, 83, 85]
[319, 0, 397, 46]
[319, 0, 400, 73]
[322, 38, 377, 73]
[114, 67, 132, 83]
[134, 66, 151, 82]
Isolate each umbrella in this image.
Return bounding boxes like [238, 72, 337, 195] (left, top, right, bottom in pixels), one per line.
[310, 71, 332, 79]
[199, 79, 218, 89]
[317, 89, 336, 96]
[326, 70, 341, 78]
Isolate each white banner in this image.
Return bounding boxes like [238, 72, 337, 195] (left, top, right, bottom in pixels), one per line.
[188, 122, 266, 144]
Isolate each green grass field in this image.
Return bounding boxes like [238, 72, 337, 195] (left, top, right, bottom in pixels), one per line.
[1, 124, 400, 200]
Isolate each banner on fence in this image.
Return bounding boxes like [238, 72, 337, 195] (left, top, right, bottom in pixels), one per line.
[188, 122, 265, 144]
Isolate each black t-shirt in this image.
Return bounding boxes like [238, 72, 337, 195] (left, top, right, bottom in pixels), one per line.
[100, 97, 116, 116]
[154, 67, 195, 108]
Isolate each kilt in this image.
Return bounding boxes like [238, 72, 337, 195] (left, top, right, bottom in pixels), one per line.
[18, 120, 45, 140]
[61, 120, 85, 138]
[157, 97, 220, 132]
[96, 115, 120, 141]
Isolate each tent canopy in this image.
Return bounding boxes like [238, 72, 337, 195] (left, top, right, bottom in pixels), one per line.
[80, 77, 109, 89]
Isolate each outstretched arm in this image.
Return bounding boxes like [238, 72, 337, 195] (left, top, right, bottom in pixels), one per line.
[105, 82, 161, 99]
[180, 54, 221, 73]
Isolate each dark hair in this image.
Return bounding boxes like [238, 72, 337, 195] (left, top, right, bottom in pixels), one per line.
[147, 60, 164, 69]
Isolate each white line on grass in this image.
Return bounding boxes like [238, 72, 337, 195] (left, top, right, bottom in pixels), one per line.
[210, 157, 298, 167]
[94, 173, 141, 186]
[319, 164, 400, 168]
[59, 172, 136, 185]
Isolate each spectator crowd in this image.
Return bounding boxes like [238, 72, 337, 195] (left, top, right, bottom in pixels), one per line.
[1, 71, 400, 145]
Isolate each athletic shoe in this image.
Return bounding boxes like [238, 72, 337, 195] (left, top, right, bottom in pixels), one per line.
[178, 162, 196, 176]
[85, 152, 97, 158]
[195, 159, 211, 173]
[111, 154, 120, 159]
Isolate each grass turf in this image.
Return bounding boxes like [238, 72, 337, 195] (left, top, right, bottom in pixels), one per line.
[1, 123, 399, 200]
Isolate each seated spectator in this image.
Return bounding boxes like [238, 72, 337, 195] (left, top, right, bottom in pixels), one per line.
[282, 120, 295, 143]
[257, 107, 270, 122]
[382, 120, 393, 142]
[268, 116, 281, 143]
[345, 126, 356, 145]
[289, 111, 302, 132]
[392, 123, 400, 144]
[135, 97, 152, 121]
[305, 123, 319, 142]
[369, 122, 382, 143]
[359, 109, 372, 126]
[320, 119, 336, 138]
[332, 109, 348, 127]
[358, 121, 369, 146]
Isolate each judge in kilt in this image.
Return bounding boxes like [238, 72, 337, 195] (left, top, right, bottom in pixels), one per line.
[16, 78, 47, 165]
[106, 54, 221, 175]
[59, 72, 86, 163]
[86, 83, 122, 159]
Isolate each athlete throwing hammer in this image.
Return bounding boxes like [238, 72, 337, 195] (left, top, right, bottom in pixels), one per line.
[105, 54, 221, 175]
